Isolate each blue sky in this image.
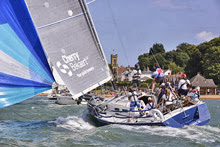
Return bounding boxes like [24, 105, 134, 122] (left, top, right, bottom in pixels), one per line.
[86, 0, 220, 67]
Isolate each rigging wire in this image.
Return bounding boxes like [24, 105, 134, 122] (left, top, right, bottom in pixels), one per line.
[87, 0, 96, 5]
[149, 48, 161, 69]
[106, 0, 130, 66]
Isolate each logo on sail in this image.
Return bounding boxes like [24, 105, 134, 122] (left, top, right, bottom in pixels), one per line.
[56, 51, 94, 77]
[61, 52, 89, 71]
[56, 61, 73, 77]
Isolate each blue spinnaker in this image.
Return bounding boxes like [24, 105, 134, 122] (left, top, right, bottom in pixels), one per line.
[0, 0, 54, 108]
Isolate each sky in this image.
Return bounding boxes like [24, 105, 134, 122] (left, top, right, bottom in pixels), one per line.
[86, 0, 220, 67]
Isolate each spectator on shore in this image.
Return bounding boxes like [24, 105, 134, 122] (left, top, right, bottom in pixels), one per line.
[207, 89, 210, 95]
[131, 64, 141, 88]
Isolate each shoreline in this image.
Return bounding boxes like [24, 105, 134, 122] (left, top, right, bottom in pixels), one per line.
[200, 95, 220, 100]
[37, 93, 220, 100]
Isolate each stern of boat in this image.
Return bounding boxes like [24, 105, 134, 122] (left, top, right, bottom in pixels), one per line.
[162, 101, 210, 128]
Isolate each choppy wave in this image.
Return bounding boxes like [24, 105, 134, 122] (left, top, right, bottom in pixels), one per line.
[50, 116, 94, 132]
[112, 124, 220, 144]
[0, 97, 219, 147]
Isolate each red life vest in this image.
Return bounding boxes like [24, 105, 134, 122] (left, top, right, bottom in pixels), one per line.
[157, 68, 162, 73]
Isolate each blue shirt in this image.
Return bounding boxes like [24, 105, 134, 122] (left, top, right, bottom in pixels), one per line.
[152, 68, 164, 78]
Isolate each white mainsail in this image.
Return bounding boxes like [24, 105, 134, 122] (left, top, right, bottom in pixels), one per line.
[25, 0, 112, 99]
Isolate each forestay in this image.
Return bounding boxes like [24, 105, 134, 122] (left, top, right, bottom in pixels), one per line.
[0, 0, 55, 108]
[25, 0, 112, 99]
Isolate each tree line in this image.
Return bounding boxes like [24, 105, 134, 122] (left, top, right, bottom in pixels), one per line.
[138, 37, 220, 86]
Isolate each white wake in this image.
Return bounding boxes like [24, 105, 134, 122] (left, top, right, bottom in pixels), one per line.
[112, 124, 220, 143]
[51, 116, 94, 132]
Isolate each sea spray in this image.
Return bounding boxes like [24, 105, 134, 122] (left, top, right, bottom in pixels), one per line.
[51, 116, 94, 132]
[111, 124, 220, 144]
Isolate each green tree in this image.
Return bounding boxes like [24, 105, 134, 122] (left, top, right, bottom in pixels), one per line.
[137, 37, 220, 83]
[165, 50, 176, 62]
[175, 52, 190, 68]
[197, 37, 220, 55]
[168, 62, 184, 74]
[149, 54, 166, 70]
[197, 37, 220, 75]
[149, 43, 165, 55]
[176, 43, 192, 53]
[185, 46, 202, 78]
[202, 46, 220, 85]
[138, 57, 150, 70]
[138, 53, 150, 70]
[165, 50, 177, 68]
[138, 51, 166, 71]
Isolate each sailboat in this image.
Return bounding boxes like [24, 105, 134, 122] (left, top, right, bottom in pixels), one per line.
[0, 0, 210, 128]
[88, 87, 211, 127]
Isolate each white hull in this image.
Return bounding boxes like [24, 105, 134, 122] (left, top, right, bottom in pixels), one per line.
[47, 94, 57, 100]
[55, 94, 91, 105]
[56, 95, 78, 105]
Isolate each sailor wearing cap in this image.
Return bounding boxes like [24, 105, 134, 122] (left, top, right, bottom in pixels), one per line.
[177, 74, 191, 96]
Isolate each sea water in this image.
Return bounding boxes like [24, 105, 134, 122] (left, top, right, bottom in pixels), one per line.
[0, 96, 219, 147]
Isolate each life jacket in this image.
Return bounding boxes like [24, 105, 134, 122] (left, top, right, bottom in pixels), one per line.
[128, 90, 138, 102]
[146, 100, 155, 109]
[192, 89, 200, 99]
[180, 78, 189, 89]
[156, 68, 163, 78]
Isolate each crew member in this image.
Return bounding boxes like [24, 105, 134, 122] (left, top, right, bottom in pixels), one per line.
[177, 74, 190, 96]
[151, 63, 164, 93]
[127, 86, 143, 119]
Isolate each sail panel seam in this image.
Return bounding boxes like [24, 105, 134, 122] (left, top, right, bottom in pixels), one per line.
[36, 12, 86, 29]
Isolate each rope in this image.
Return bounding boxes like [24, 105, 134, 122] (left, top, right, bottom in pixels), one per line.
[169, 87, 188, 117]
[150, 48, 161, 69]
[87, 0, 96, 5]
[106, 0, 130, 65]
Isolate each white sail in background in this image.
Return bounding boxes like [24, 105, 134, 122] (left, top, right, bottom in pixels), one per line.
[25, 0, 112, 99]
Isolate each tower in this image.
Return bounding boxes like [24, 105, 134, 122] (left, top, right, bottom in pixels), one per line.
[111, 54, 118, 70]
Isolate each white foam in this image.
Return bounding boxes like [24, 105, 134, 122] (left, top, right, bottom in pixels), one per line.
[47, 103, 72, 108]
[51, 116, 94, 132]
[112, 124, 220, 143]
[198, 125, 220, 133]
